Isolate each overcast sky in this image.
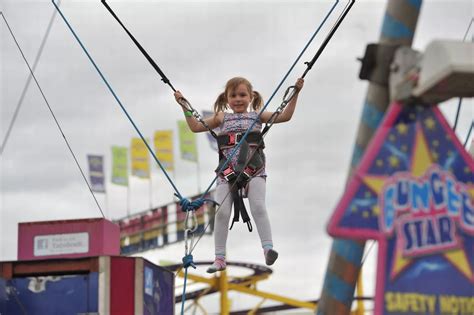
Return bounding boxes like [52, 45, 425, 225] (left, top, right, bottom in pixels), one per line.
[1, 0, 473, 313]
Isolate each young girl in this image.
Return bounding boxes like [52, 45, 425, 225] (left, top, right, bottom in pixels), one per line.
[174, 77, 304, 273]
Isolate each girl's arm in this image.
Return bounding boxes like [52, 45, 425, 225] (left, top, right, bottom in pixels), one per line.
[260, 78, 304, 124]
[174, 91, 223, 132]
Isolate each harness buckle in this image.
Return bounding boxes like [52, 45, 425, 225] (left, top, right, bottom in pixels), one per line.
[228, 133, 236, 146]
[242, 166, 255, 181]
[222, 166, 237, 182]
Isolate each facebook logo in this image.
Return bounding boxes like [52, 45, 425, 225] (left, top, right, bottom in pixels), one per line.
[36, 239, 49, 250]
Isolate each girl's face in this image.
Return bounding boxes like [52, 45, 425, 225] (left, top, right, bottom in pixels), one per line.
[227, 83, 252, 113]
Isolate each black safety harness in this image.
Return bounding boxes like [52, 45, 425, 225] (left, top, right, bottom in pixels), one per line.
[216, 131, 265, 231]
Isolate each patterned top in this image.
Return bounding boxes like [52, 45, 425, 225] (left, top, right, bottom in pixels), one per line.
[217, 111, 266, 184]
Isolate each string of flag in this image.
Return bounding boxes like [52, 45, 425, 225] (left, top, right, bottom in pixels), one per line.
[86, 117, 216, 193]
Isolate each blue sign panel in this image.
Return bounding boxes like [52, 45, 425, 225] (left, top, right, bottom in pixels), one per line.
[0, 273, 99, 315]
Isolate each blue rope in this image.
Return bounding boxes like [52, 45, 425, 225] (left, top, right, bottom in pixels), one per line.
[178, 196, 204, 212]
[180, 258, 195, 315]
[177, 195, 218, 212]
[52, 0, 185, 200]
[197, 0, 340, 214]
[182, 254, 196, 269]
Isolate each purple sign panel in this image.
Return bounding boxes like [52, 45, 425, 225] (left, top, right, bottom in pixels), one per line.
[87, 154, 106, 193]
[143, 260, 174, 315]
[328, 102, 474, 315]
[202, 110, 219, 151]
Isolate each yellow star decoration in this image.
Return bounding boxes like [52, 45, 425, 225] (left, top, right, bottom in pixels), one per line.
[389, 156, 400, 168]
[396, 123, 409, 135]
[372, 206, 380, 216]
[424, 117, 436, 130]
[362, 124, 474, 281]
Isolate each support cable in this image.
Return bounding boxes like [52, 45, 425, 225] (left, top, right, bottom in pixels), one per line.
[1, 1, 60, 155]
[464, 121, 473, 148]
[452, 17, 473, 132]
[1, 11, 105, 219]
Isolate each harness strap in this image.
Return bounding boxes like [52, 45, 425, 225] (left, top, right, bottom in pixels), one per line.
[229, 183, 253, 232]
[217, 131, 264, 149]
[221, 140, 257, 232]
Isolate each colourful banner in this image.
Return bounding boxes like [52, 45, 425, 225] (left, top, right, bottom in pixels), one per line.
[87, 155, 105, 193]
[202, 110, 219, 151]
[153, 130, 174, 171]
[177, 120, 198, 162]
[117, 191, 214, 255]
[111, 146, 128, 186]
[328, 102, 474, 315]
[131, 138, 150, 179]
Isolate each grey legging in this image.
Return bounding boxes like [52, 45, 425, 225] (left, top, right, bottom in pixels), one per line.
[214, 176, 273, 256]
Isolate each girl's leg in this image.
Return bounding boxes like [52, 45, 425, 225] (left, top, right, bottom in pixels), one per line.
[207, 183, 233, 273]
[213, 183, 233, 256]
[247, 177, 273, 251]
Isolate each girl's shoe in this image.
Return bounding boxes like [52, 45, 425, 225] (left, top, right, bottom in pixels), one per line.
[264, 248, 278, 266]
[206, 257, 226, 273]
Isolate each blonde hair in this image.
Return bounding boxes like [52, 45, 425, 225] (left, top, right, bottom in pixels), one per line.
[213, 77, 263, 113]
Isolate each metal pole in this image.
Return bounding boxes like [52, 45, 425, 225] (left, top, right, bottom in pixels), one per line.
[127, 182, 131, 217]
[317, 1, 422, 314]
[196, 147, 201, 194]
[149, 174, 153, 210]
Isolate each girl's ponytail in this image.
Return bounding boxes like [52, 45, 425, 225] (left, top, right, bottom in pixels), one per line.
[214, 92, 228, 113]
[251, 91, 264, 111]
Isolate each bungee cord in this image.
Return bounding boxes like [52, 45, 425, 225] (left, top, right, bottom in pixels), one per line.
[101, 0, 218, 138]
[1, 11, 106, 219]
[101, 0, 175, 91]
[262, 0, 355, 135]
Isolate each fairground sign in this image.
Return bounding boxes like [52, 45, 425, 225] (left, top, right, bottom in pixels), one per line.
[328, 102, 474, 315]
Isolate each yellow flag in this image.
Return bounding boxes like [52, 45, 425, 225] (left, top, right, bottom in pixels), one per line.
[131, 138, 150, 178]
[154, 130, 174, 171]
